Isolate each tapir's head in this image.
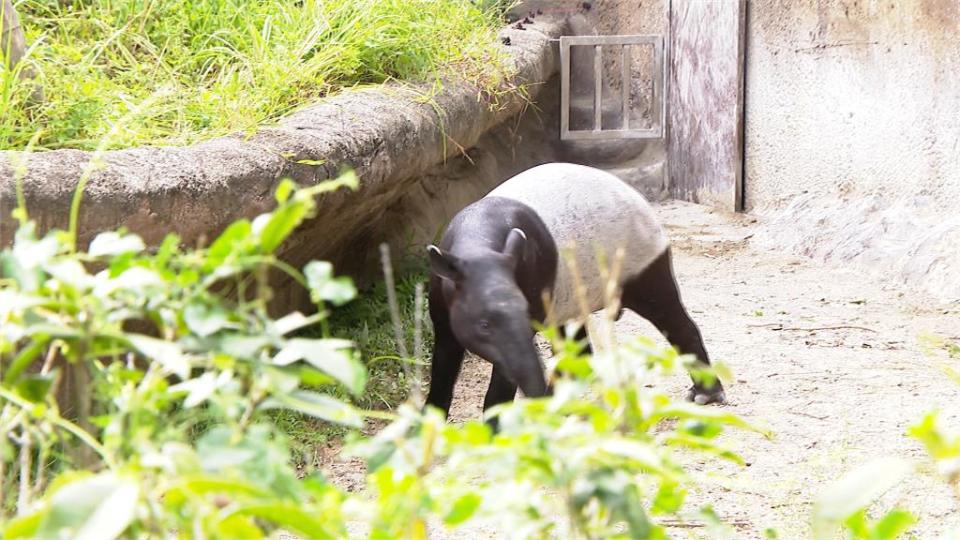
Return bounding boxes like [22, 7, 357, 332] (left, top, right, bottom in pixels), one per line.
[427, 228, 549, 398]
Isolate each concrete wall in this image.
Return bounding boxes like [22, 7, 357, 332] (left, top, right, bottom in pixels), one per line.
[744, 0, 960, 301]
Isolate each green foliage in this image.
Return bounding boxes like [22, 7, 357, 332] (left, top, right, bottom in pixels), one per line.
[0, 171, 764, 537]
[345, 325, 764, 539]
[0, 173, 364, 536]
[327, 267, 432, 410]
[812, 458, 915, 540]
[0, 0, 511, 150]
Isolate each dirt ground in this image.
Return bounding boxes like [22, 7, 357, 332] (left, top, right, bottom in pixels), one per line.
[317, 200, 960, 539]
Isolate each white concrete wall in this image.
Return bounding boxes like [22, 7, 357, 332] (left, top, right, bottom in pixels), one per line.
[745, 0, 960, 301]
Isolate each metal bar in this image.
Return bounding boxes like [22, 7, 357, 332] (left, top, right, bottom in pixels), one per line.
[594, 44, 602, 131]
[561, 34, 660, 46]
[656, 36, 665, 137]
[558, 128, 662, 140]
[559, 39, 571, 138]
[621, 45, 631, 130]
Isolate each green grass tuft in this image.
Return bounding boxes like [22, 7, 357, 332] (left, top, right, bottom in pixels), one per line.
[276, 266, 433, 465]
[328, 266, 432, 410]
[1, 0, 510, 151]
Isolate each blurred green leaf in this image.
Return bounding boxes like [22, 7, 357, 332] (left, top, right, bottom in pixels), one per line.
[205, 220, 253, 270]
[275, 178, 297, 204]
[273, 338, 365, 395]
[214, 514, 265, 539]
[169, 372, 219, 408]
[255, 200, 309, 254]
[95, 267, 164, 297]
[218, 334, 271, 360]
[185, 301, 230, 337]
[3, 511, 46, 539]
[272, 312, 317, 336]
[444, 493, 482, 526]
[127, 334, 190, 379]
[88, 231, 145, 258]
[16, 372, 57, 403]
[870, 510, 916, 539]
[37, 473, 139, 540]
[260, 391, 363, 428]
[305, 261, 357, 306]
[813, 458, 912, 538]
[230, 503, 337, 539]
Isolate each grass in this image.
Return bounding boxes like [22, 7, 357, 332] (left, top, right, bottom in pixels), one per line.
[276, 263, 434, 462]
[1, 0, 512, 151]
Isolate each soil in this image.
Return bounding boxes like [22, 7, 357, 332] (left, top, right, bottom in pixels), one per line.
[315, 200, 960, 539]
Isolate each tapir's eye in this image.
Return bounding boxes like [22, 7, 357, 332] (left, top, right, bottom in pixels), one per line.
[477, 319, 492, 335]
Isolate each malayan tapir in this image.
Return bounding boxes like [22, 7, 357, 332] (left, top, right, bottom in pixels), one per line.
[424, 162, 725, 422]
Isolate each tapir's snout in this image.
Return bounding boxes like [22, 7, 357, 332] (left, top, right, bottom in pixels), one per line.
[489, 327, 550, 399]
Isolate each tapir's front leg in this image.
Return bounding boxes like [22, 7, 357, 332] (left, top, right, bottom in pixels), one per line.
[481, 366, 518, 431]
[424, 297, 465, 417]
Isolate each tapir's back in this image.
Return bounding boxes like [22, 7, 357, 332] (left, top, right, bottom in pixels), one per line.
[487, 163, 669, 322]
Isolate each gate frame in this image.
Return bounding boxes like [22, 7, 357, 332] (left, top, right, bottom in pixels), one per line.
[559, 34, 666, 141]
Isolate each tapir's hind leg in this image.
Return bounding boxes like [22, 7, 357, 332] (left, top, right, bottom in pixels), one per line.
[620, 248, 726, 405]
[424, 292, 465, 416]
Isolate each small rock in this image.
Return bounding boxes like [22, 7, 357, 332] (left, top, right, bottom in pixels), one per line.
[501, 36, 511, 46]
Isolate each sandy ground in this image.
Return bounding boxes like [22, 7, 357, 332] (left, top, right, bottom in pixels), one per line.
[314, 200, 960, 539]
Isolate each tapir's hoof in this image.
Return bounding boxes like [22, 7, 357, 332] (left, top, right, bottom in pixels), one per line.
[687, 386, 726, 405]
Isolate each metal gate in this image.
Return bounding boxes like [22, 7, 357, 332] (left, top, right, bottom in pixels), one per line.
[559, 34, 665, 141]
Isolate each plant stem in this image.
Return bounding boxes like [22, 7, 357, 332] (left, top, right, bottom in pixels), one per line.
[33, 438, 49, 502]
[379, 243, 408, 360]
[0, 387, 114, 468]
[16, 430, 31, 514]
[411, 282, 425, 400]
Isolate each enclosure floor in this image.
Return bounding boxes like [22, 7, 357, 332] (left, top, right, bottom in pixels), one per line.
[319, 200, 960, 539]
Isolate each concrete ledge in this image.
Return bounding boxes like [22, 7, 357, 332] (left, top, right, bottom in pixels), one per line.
[0, 19, 565, 279]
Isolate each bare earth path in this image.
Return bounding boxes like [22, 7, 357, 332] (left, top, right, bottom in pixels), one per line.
[322, 201, 960, 538]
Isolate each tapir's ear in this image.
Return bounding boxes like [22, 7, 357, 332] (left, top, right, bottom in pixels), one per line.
[502, 228, 527, 265]
[427, 245, 463, 283]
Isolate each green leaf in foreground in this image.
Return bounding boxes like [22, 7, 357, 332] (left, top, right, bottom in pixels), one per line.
[870, 510, 917, 539]
[37, 473, 139, 540]
[260, 390, 363, 428]
[305, 261, 357, 306]
[126, 334, 190, 379]
[273, 338, 366, 395]
[812, 457, 912, 538]
[230, 503, 337, 539]
[88, 231, 145, 258]
[445, 493, 482, 526]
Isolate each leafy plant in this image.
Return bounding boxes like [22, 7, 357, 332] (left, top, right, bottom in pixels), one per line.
[343, 321, 763, 539]
[0, 172, 367, 536]
[1, 155, 767, 539]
